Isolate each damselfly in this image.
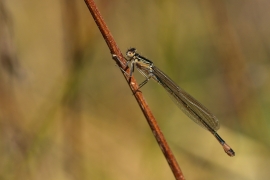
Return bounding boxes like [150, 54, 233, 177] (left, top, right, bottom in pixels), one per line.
[124, 48, 235, 157]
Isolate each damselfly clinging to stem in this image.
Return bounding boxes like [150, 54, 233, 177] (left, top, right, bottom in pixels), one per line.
[122, 47, 235, 157]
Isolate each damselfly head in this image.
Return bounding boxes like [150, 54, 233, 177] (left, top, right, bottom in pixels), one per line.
[126, 48, 137, 58]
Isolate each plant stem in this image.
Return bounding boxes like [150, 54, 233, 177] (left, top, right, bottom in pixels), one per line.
[84, 0, 185, 179]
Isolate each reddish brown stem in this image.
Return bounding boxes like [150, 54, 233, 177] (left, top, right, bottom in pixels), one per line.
[84, 0, 185, 179]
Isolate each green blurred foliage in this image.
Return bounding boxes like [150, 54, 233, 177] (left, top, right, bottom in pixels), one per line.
[0, 0, 270, 180]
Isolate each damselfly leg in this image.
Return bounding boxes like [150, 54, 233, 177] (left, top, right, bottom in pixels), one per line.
[124, 47, 235, 157]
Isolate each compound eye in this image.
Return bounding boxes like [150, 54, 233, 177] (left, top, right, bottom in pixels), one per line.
[126, 48, 137, 58]
[126, 51, 134, 58]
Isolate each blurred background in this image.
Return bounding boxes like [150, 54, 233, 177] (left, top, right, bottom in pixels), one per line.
[1, 0, 270, 179]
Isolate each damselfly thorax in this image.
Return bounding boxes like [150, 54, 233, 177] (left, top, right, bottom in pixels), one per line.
[124, 47, 234, 157]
